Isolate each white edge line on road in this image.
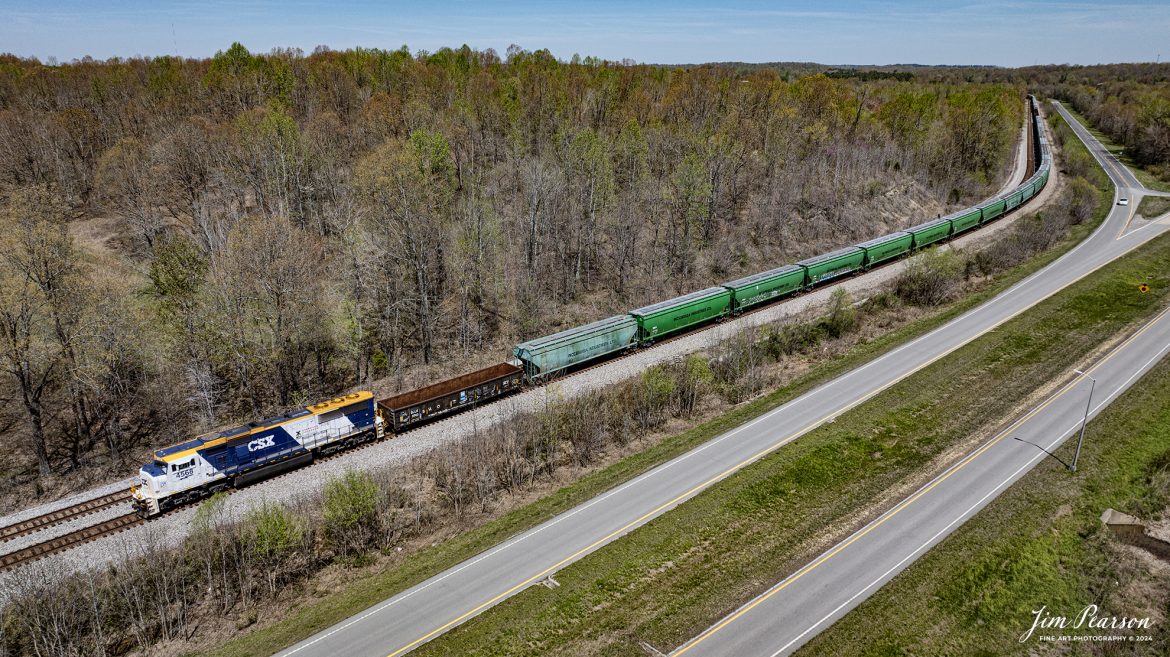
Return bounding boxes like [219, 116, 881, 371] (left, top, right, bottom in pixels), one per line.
[283, 102, 1150, 657]
[764, 321, 1170, 657]
[670, 301, 1170, 656]
[668, 105, 1165, 656]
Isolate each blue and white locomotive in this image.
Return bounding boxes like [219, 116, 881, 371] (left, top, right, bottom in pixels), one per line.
[131, 392, 384, 517]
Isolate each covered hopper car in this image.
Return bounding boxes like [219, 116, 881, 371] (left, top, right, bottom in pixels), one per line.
[130, 96, 1053, 518]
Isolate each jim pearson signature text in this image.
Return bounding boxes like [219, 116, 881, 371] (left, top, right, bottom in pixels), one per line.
[1020, 605, 1152, 642]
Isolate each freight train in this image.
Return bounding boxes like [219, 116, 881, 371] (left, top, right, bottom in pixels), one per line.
[130, 96, 1051, 518]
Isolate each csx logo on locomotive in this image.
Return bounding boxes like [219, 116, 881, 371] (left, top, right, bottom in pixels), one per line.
[247, 436, 276, 452]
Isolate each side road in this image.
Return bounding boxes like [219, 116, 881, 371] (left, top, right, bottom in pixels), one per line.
[269, 107, 1160, 657]
[0, 103, 1050, 582]
[670, 100, 1170, 657]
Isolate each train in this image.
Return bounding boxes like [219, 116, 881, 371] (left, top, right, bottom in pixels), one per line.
[130, 96, 1051, 518]
[512, 97, 1051, 380]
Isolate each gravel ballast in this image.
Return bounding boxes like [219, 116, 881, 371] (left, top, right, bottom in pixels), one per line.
[0, 110, 1058, 589]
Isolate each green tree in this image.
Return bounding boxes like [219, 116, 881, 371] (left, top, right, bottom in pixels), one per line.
[664, 153, 711, 279]
[895, 249, 965, 306]
[0, 186, 94, 469]
[244, 501, 303, 560]
[95, 137, 165, 255]
[561, 128, 615, 295]
[149, 235, 207, 329]
[200, 214, 331, 410]
[0, 262, 58, 475]
[877, 90, 938, 149]
[824, 287, 858, 338]
[354, 129, 457, 364]
[232, 105, 316, 226]
[323, 469, 381, 556]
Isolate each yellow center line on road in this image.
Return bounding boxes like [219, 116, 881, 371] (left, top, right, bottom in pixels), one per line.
[382, 360, 907, 656]
[1098, 147, 1141, 240]
[382, 259, 1055, 657]
[384, 233, 1150, 657]
[1116, 199, 1139, 240]
[673, 301, 1170, 656]
[380, 111, 1138, 657]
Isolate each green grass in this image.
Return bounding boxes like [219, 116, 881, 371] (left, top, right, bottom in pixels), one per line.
[800, 334, 1170, 657]
[194, 117, 1103, 657]
[190, 238, 1094, 657]
[1061, 104, 1170, 194]
[1138, 195, 1170, 220]
[401, 227, 1170, 652]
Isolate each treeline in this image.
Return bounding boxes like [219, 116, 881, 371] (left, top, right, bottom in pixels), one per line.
[826, 69, 915, 82]
[1024, 63, 1170, 180]
[0, 44, 1022, 487]
[0, 153, 1105, 656]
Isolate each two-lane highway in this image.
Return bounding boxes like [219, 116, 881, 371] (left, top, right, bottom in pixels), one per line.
[1054, 101, 1147, 193]
[673, 275, 1170, 657]
[672, 105, 1170, 657]
[277, 109, 1169, 657]
[1053, 101, 1170, 241]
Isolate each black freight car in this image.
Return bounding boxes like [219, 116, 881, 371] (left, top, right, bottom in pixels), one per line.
[377, 363, 524, 431]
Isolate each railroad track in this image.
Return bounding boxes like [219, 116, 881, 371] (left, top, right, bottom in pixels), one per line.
[0, 490, 132, 543]
[0, 438, 398, 572]
[0, 212, 1008, 569]
[0, 183, 1034, 572]
[0, 512, 143, 572]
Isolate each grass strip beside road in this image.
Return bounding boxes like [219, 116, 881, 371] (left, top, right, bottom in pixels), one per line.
[799, 337, 1170, 656]
[1138, 195, 1170, 220]
[195, 247, 1087, 657]
[1061, 104, 1170, 194]
[404, 240, 1170, 651]
[195, 123, 1101, 657]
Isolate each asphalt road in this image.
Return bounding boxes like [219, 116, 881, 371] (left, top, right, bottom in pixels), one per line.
[1053, 101, 1170, 204]
[276, 112, 1170, 657]
[672, 267, 1170, 657]
[671, 104, 1170, 657]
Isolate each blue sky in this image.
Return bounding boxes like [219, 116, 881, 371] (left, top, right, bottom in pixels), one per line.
[2, 0, 1167, 66]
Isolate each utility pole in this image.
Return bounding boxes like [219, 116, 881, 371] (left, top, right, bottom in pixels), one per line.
[1071, 369, 1096, 472]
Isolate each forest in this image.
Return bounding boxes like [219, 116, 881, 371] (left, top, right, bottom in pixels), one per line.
[1023, 63, 1170, 182]
[0, 115, 1106, 655]
[0, 44, 1028, 497]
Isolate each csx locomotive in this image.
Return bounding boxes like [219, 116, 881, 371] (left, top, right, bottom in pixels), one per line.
[132, 97, 1051, 518]
[131, 393, 382, 516]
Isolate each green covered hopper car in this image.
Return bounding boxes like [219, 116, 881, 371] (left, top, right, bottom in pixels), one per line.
[629, 287, 732, 342]
[856, 231, 914, 268]
[905, 217, 953, 249]
[797, 246, 865, 287]
[949, 207, 982, 234]
[722, 264, 806, 313]
[977, 198, 1006, 224]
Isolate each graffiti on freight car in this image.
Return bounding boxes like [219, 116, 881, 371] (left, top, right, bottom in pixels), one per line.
[567, 342, 617, 360]
[658, 303, 727, 326]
